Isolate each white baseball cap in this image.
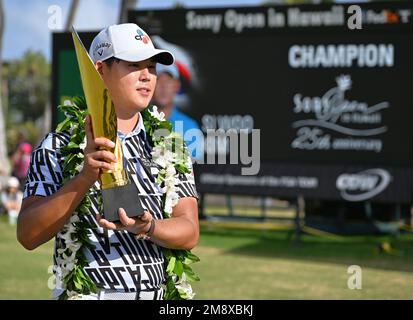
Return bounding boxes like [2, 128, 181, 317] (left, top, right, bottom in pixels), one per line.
[156, 63, 180, 79]
[7, 177, 19, 189]
[89, 23, 174, 65]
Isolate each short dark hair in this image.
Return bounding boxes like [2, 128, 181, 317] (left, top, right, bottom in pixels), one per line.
[103, 57, 121, 68]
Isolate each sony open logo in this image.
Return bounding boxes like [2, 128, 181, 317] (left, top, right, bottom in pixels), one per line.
[336, 169, 391, 202]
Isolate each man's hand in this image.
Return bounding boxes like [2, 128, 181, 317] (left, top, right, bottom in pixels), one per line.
[97, 208, 153, 235]
[79, 115, 117, 186]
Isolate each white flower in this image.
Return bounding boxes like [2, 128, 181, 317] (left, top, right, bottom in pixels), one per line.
[53, 265, 62, 275]
[166, 191, 179, 206]
[52, 266, 64, 288]
[60, 231, 76, 244]
[151, 145, 162, 157]
[67, 291, 83, 300]
[175, 273, 195, 300]
[62, 250, 77, 262]
[79, 137, 87, 151]
[63, 260, 75, 272]
[164, 175, 179, 187]
[168, 190, 180, 203]
[164, 202, 173, 215]
[66, 241, 82, 253]
[62, 220, 77, 235]
[75, 163, 84, 172]
[152, 147, 176, 169]
[70, 215, 80, 224]
[154, 156, 168, 168]
[55, 212, 84, 289]
[149, 105, 166, 122]
[165, 165, 176, 177]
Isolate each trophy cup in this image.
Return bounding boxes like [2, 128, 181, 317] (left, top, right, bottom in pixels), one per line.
[71, 28, 143, 222]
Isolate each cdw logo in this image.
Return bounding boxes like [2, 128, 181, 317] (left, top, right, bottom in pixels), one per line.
[336, 169, 391, 201]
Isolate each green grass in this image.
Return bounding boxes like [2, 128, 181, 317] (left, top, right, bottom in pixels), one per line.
[0, 215, 54, 299]
[1, 215, 412, 299]
[191, 227, 413, 299]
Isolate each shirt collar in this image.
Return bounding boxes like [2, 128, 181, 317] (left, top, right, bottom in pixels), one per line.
[117, 112, 146, 141]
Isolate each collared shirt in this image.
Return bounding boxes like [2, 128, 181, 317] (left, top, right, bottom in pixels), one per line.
[24, 112, 198, 300]
[117, 111, 146, 141]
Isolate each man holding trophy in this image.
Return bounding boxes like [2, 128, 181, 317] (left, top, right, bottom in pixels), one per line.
[17, 23, 199, 300]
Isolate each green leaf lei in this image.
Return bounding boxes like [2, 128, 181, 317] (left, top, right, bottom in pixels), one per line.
[55, 96, 200, 300]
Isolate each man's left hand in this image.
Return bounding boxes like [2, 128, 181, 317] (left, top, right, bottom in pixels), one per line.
[97, 208, 152, 235]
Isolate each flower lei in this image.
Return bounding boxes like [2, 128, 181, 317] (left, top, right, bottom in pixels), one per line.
[55, 96, 200, 300]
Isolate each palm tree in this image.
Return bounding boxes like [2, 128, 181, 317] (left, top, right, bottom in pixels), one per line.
[65, 0, 79, 31]
[0, 0, 10, 174]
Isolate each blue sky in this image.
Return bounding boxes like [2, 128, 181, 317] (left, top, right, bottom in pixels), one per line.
[3, 0, 262, 61]
[3, 0, 358, 61]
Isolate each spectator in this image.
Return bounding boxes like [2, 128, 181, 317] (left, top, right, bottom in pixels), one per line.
[1, 176, 23, 225]
[153, 63, 203, 161]
[11, 142, 32, 189]
[0, 169, 9, 215]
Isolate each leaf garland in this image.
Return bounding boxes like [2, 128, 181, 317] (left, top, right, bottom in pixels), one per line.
[55, 96, 97, 300]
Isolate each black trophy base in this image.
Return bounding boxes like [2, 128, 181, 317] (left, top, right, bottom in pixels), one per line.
[101, 182, 144, 222]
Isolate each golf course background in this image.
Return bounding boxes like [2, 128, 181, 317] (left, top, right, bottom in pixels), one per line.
[1, 215, 412, 300]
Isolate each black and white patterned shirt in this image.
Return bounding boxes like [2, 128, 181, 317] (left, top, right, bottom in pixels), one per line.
[23, 114, 198, 299]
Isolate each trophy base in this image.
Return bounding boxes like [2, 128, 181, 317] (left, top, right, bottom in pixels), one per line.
[101, 182, 144, 223]
[100, 170, 129, 189]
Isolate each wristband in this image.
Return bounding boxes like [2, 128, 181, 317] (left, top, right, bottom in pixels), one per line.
[146, 218, 156, 237]
[135, 219, 155, 240]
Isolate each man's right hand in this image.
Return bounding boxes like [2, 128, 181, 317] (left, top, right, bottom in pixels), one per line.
[79, 115, 118, 186]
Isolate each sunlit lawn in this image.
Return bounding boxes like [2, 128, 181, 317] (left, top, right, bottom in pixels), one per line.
[1, 215, 412, 299]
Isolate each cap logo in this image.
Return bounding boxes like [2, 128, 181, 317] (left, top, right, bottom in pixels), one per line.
[94, 42, 112, 56]
[135, 28, 150, 44]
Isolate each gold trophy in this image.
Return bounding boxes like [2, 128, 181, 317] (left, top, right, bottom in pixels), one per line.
[71, 28, 143, 222]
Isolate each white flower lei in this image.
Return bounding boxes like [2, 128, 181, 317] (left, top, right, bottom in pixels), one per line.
[55, 100, 199, 300]
[147, 106, 199, 299]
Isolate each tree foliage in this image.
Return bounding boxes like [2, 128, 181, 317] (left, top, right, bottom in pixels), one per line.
[6, 49, 50, 122]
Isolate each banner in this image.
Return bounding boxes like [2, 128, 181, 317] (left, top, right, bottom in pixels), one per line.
[52, 1, 413, 203]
